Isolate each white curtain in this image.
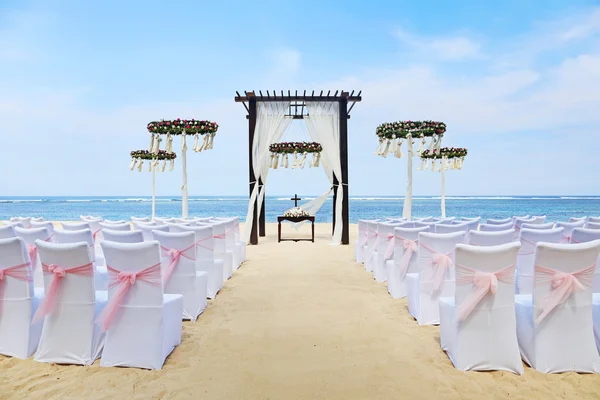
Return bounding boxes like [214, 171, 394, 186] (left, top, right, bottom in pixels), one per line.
[304, 102, 342, 245]
[243, 102, 291, 244]
[402, 135, 413, 220]
[441, 157, 446, 218]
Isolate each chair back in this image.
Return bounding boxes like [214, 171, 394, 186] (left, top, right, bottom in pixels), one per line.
[15, 226, 50, 245]
[80, 215, 102, 222]
[521, 222, 554, 230]
[569, 217, 587, 223]
[414, 216, 433, 222]
[512, 215, 530, 224]
[62, 222, 91, 231]
[366, 221, 378, 249]
[377, 222, 406, 256]
[133, 222, 168, 241]
[102, 229, 144, 243]
[152, 230, 196, 291]
[588, 217, 600, 224]
[514, 218, 536, 232]
[53, 229, 94, 261]
[516, 227, 564, 294]
[417, 231, 466, 292]
[31, 222, 55, 241]
[166, 222, 191, 232]
[486, 217, 511, 225]
[391, 226, 431, 275]
[0, 225, 16, 239]
[530, 216, 547, 224]
[586, 222, 600, 230]
[435, 222, 470, 234]
[0, 237, 34, 299]
[211, 222, 228, 258]
[479, 222, 513, 232]
[461, 217, 481, 223]
[10, 217, 31, 228]
[104, 219, 127, 224]
[99, 222, 131, 232]
[468, 230, 516, 246]
[178, 225, 215, 264]
[570, 228, 600, 244]
[131, 217, 150, 223]
[556, 221, 586, 242]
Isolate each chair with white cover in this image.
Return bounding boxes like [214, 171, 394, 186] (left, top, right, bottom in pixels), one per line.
[516, 227, 564, 295]
[10, 217, 32, 228]
[586, 222, 600, 230]
[212, 218, 240, 270]
[570, 217, 587, 223]
[33, 240, 108, 365]
[98, 241, 183, 370]
[435, 222, 471, 234]
[521, 222, 554, 230]
[588, 217, 600, 224]
[515, 241, 600, 373]
[355, 219, 370, 263]
[386, 226, 431, 299]
[514, 218, 535, 234]
[479, 222, 513, 232]
[530, 216, 547, 224]
[31, 221, 56, 242]
[131, 217, 150, 223]
[364, 221, 379, 273]
[102, 229, 144, 244]
[153, 230, 208, 321]
[0, 237, 44, 359]
[512, 215, 530, 224]
[81, 215, 102, 222]
[104, 219, 127, 224]
[570, 228, 600, 293]
[0, 225, 16, 239]
[555, 220, 586, 243]
[54, 228, 107, 291]
[468, 230, 516, 246]
[62, 222, 91, 231]
[14, 226, 51, 288]
[487, 217, 512, 225]
[31, 217, 44, 222]
[461, 217, 481, 223]
[373, 222, 406, 282]
[232, 217, 246, 265]
[209, 221, 233, 281]
[99, 222, 131, 232]
[439, 242, 523, 374]
[178, 225, 223, 299]
[406, 231, 466, 325]
[134, 222, 168, 241]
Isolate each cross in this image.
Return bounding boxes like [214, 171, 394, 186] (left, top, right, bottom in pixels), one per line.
[291, 193, 301, 207]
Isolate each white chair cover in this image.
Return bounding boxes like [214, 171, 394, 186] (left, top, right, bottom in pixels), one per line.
[153, 230, 208, 321]
[587, 222, 600, 230]
[556, 220, 586, 242]
[210, 221, 233, 281]
[515, 241, 600, 373]
[516, 227, 564, 295]
[479, 222, 513, 232]
[487, 217, 512, 225]
[364, 221, 379, 273]
[386, 226, 431, 299]
[99, 222, 131, 232]
[0, 237, 44, 359]
[31, 222, 55, 242]
[588, 217, 600, 224]
[439, 242, 523, 373]
[373, 222, 406, 282]
[435, 222, 471, 234]
[468, 230, 516, 246]
[10, 217, 32, 228]
[570, 228, 600, 292]
[530, 216, 547, 224]
[0, 225, 16, 239]
[99, 241, 183, 370]
[406, 231, 466, 325]
[133, 222, 168, 241]
[212, 218, 239, 270]
[62, 222, 91, 231]
[521, 222, 554, 230]
[103, 219, 127, 224]
[569, 216, 587, 223]
[512, 215, 530, 224]
[102, 229, 144, 244]
[34, 241, 107, 365]
[355, 219, 369, 263]
[14, 226, 50, 289]
[131, 217, 150, 223]
[31, 217, 44, 222]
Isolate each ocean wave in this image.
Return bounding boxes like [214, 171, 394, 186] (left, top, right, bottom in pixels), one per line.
[0, 199, 45, 203]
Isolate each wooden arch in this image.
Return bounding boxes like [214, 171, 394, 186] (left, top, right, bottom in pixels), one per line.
[235, 90, 362, 245]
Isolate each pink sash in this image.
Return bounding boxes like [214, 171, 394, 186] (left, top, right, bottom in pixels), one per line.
[96, 263, 162, 331]
[358, 231, 369, 246]
[421, 243, 454, 293]
[27, 245, 38, 266]
[455, 263, 515, 321]
[518, 237, 537, 255]
[0, 262, 32, 306]
[195, 236, 214, 251]
[534, 263, 595, 323]
[92, 229, 102, 242]
[388, 236, 418, 279]
[213, 233, 226, 240]
[33, 262, 94, 322]
[160, 243, 196, 282]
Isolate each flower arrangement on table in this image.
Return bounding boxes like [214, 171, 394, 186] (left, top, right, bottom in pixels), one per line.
[129, 150, 176, 172]
[374, 120, 447, 158]
[269, 142, 323, 169]
[418, 147, 467, 171]
[283, 207, 311, 218]
[146, 119, 219, 153]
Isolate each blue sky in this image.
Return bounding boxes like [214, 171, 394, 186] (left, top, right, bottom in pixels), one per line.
[1, 0, 599, 196]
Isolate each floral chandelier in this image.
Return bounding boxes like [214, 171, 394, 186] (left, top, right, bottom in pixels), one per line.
[129, 150, 176, 172]
[269, 142, 323, 169]
[418, 147, 467, 171]
[374, 120, 446, 158]
[146, 119, 219, 153]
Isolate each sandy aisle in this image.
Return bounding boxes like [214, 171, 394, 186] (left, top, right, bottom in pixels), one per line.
[0, 223, 599, 399]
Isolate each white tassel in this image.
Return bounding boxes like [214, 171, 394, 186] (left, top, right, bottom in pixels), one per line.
[431, 159, 436, 172]
[389, 135, 397, 153]
[299, 152, 308, 169]
[291, 152, 298, 169]
[284, 154, 289, 168]
[152, 159, 159, 171]
[152, 134, 160, 154]
[193, 134, 199, 152]
[382, 140, 391, 158]
[315, 153, 321, 167]
[148, 160, 152, 172]
[169, 159, 175, 171]
[166, 134, 173, 153]
[130, 159, 137, 171]
[435, 135, 442, 154]
[459, 157, 465, 169]
[149, 135, 155, 152]
[161, 159, 167, 172]
[274, 154, 279, 169]
[424, 159, 429, 171]
[394, 139, 403, 158]
[375, 138, 384, 155]
[436, 160, 442, 172]
[417, 135, 425, 154]
[137, 160, 144, 172]
[418, 158, 425, 171]
[207, 133, 215, 150]
[444, 158, 449, 171]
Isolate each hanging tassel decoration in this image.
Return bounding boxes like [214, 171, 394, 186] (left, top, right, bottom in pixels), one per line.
[137, 160, 144, 172]
[395, 139, 403, 158]
[166, 133, 173, 153]
[375, 138, 385, 156]
[207, 133, 215, 150]
[431, 159, 437, 172]
[382, 140, 391, 158]
[291, 152, 298, 169]
[299, 152, 308, 169]
[315, 153, 321, 167]
[148, 160, 152, 172]
[435, 135, 443, 154]
[284, 154, 289, 168]
[424, 159, 430, 171]
[169, 159, 175, 171]
[161, 159, 167, 172]
[416, 134, 426, 154]
[418, 158, 425, 171]
[152, 159, 159, 171]
[193, 134, 200, 152]
[436, 159, 442, 172]
[389, 135, 397, 153]
[152, 134, 160, 154]
[428, 136, 435, 153]
[274, 154, 280, 169]
[130, 159, 137, 171]
[149, 135, 155, 152]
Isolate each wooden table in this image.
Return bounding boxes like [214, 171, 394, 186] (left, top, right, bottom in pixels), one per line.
[277, 216, 315, 243]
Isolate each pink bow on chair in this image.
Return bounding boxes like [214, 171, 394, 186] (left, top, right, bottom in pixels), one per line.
[358, 231, 369, 246]
[518, 237, 537, 255]
[455, 264, 515, 321]
[27, 245, 38, 266]
[160, 243, 196, 282]
[0, 262, 32, 307]
[422, 243, 454, 293]
[95, 263, 162, 331]
[397, 238, 418, 279]
[33, 262, 94, 322]
[534, 264, 595, 323]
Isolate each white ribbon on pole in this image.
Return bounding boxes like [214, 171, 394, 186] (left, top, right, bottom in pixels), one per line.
[181, 134, 188, 218]
[441, 157, 446, 218]
[402, 134, 413, 219]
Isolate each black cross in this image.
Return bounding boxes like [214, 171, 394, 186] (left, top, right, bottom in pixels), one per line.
[291, 194, 301, 207]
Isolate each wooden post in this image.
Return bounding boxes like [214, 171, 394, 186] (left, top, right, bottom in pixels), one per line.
[332, 175, 338, 235]
[339, 93, 349, 245]
[248, 96, 258, 245]
[259, 177, 266, 237]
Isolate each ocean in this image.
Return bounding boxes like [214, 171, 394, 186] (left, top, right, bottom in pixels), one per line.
[1, 196, 599, 222]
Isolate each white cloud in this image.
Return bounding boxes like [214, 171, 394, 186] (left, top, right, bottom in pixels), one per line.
[394, 27, 481, 61]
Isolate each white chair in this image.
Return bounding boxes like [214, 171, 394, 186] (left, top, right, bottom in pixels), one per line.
[406, 231, 466, 325]
[104, 219, 127, 224]
[569, 216, 587, 223]
[373, 222, 406, 282]
[530, 216, 547, 224]
[232, 217, 246, 265]
[386, 226, 431, 299]
[516, 227, 564, 295]
[31, 221, 55, 242]
[460, 217, 480, 223]
[153, 230, 208, 321]
[355, 219, 370, 263]
[209, 221, 233, 281]
[10, 217, 31, 228]
[364, 221, 379, 273]
[131, 217, 150, 223]
[178, 225, 224, 299]
[479, 222, 513, 232]
[31, 217, 44, 223]
[33, 241, 108, 365]
[586, 222, 600, 230]
[512, 215, 530, 225]
[556, 220, 586, 242]
[588, 217, 600, 224]
[570, 228, 600, 293]
[468, 230, 515, 246]
[435, 222, 471, 234]
[99, 241, 183, 370]
[14, 226, 50, 289]
[0, 225, 16, 239]
[487, 217, 512, 225]
[439, 242, 523, 374]
[521, 222, 554, 230]
[99, 222, 131, 232]
[62, 222, 91, 231]
[515, 241, 600, 373]
[212, 218, 240, 271]
[54, 228, 107, 291]
[134, 222, 168, 241]
[0, 237, 44, 359]
[102, 229, 144, 243]
[80, 215, 102, 222]
[514, 218, 536, 234]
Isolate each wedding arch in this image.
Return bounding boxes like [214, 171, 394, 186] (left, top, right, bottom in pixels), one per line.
[235, 90, 362, 245]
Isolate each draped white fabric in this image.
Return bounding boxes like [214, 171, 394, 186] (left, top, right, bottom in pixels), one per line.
[181, 135, 188, 218]
[402, 135, 414, 219]
[441, 157, 446, 218]
[304, 102, 342, 245]
[243, 102, 291, 244]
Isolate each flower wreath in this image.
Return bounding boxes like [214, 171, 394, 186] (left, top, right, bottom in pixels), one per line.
[374, 120, 446, 159]
[269, 142, 323, 169]
[129, 150, 176, 172]
[283, 207, 311, 218]
[146, 119, 219, 154]
[418, 147, 467, 171]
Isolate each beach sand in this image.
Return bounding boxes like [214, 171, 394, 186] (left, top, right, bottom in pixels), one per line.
[1, 222, 599, 399]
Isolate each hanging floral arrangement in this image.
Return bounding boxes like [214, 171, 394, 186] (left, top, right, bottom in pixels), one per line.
[146, 119, 219, 154]
[283, 207, 311, 218]
[418, 147, 467, 171]
[269, 142, 323, 169]
[374, 120, 447, 158]
[129, 150, 176, 172]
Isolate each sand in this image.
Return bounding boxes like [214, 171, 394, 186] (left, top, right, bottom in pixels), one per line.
[1, 222, 599, 399]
